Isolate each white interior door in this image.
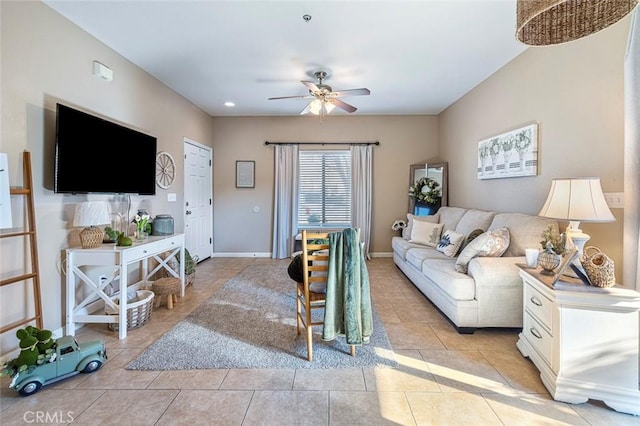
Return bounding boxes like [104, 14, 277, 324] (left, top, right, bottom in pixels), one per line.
[184, 138, 212, 262]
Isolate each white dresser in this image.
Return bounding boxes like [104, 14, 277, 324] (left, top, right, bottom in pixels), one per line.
[516, 267, 640, 416]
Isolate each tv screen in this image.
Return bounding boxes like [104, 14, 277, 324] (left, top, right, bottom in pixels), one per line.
[54, 103, 157, 195]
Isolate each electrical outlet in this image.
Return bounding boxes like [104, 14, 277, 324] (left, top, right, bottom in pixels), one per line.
[604, 192, 624, 209]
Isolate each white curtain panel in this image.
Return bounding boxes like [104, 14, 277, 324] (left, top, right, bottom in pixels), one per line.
[271, 144, 299, 259]
[351, 145, 373, 260]
[624, 9, 640, 290]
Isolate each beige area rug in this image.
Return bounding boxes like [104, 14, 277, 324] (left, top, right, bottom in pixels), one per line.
[127, 263, 397, 369]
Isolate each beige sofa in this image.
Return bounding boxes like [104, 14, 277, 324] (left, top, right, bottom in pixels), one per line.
[392, 206, 558, 333]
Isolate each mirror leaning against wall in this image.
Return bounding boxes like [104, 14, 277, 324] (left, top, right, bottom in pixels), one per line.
[408, 162, 448, 216]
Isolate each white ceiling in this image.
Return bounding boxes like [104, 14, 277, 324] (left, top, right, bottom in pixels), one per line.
[44, 0, 528, 117]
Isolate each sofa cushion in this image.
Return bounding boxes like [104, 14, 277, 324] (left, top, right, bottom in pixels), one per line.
[392, 236, 425, 259]
[435, 206, 468, 233]
[422, 258, 476, 300]
[403, 213, 440, 240]
[436, 229, 466, 257]
[455, 227, 511, 274]
[488, 213, 558, 257]
[410, 221, 444, 247]
[455, 209, 496, 235]
[406, 247, 449, 269]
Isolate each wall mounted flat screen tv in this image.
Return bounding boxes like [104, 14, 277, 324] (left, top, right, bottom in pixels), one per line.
[55, 103, 157, 195]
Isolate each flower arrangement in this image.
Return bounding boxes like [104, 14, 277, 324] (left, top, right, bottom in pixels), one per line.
[514, 129, 532, 152]
[408, 177, 441, 205]
[134, 213, 150, 237]
[540, 223, 565, 255]
[391, 219, 407, 231]
[489, 138, 501, 157]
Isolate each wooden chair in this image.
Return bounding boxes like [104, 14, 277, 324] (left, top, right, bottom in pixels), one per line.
[296, 229, 355, 361]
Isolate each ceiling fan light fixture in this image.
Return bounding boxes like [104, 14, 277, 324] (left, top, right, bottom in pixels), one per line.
[516, 0, 638, 46]
[324, 101, 336, 114]
[308, 99, 322, 115]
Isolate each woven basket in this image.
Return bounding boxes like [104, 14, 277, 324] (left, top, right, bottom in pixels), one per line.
[580, 246, 616, 288]
[105, 290, 154, 331]
[161, 251, 197, 287]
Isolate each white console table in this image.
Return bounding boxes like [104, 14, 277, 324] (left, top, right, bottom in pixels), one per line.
[516, 267, 640, 416]
[66, 234, 185, 339]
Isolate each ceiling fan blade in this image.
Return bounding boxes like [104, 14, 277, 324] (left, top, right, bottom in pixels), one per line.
[329, 98, 357, 113]
[331, 88, 371, 97]
[301, 80, 319, 92]
[300, 102, 313, 115]
[268, 95, 313, 100]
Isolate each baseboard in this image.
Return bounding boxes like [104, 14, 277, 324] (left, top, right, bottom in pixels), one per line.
[212, 252, 272, 258]
[369, 252, 393, 258]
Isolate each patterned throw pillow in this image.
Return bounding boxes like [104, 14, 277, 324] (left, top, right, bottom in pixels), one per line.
[455, 227, 511, 273]
[409, 221, 444, 247]
[403, 213, 440, 240]
[436, 229, 466, 257]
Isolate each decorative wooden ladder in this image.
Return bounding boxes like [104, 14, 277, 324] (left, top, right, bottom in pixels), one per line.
[0, 151, 43, 335]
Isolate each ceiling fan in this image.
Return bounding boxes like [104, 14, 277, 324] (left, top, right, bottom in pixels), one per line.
[268, 71, 370, 115]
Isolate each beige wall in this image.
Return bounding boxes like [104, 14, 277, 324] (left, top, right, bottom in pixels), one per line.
[439, 15, 630, 282]
[0, 1, 214, 352]
[211, 116, 438, 255]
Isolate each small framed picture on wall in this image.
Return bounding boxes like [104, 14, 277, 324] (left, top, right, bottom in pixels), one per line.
[236, 160, 255, 188]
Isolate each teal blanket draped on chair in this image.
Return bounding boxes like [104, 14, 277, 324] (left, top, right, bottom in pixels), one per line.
[322, 228, 373, 345]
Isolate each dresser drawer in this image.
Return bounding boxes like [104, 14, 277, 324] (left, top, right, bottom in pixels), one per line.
[523, 312, 553, 366]
[122, 237, 182, 263]
[524, 282, 552, 331]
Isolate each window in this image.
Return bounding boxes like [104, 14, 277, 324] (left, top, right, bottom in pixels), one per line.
[298, 150, 351, 228]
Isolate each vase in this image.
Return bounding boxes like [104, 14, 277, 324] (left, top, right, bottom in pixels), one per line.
[136, 228, 148, 241]
[538, 246, 560, 275]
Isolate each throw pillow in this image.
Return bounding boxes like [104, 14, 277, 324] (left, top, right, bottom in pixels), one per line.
[409, 221, 444, 247]
[403, 213, 440, 240]
[436, 229, 466, 257]
[455, 227, 511, 274]
[461, 228, 485, 250]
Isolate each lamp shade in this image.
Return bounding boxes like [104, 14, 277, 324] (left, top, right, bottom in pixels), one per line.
[516, 0, 638, 46]
[73, 201, 111, 227]
[538, 177, 615, 222]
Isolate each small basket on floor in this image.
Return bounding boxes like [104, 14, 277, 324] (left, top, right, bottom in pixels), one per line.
[105, 289, 154, 331]
[152, 277, 181, 309]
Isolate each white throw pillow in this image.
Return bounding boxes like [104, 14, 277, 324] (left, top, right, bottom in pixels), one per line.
[455, 227, 511, 273]
[436, 229, 466, 257]
[409, 221, 444, 247]
[403, 213, 440, 240]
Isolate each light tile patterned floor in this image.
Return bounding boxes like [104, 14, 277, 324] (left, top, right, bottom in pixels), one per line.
[1, 257, 637, 425]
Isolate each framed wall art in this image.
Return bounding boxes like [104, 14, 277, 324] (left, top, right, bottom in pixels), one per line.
[477, 123, 538, 180]
[236, 160, 255, 188]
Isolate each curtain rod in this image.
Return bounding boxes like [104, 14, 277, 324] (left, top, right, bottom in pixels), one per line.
[264, 141, 380, 146]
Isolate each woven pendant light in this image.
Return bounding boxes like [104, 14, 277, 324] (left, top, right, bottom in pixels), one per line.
[517, 0, 638, 46]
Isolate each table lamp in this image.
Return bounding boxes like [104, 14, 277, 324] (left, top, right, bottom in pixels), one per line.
[74, 201, 111, 248]
[538, 177, 615, 273]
